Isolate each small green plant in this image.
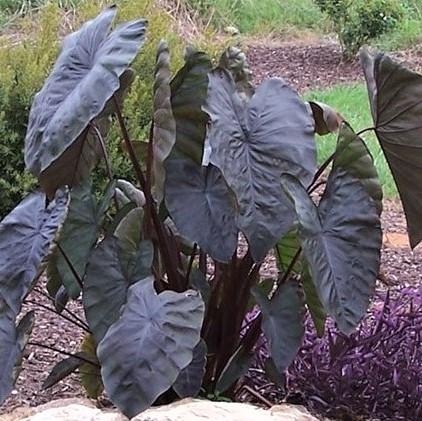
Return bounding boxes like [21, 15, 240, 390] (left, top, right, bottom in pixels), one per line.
[315, 0, 405, 55]
[1, 5, 422, 419]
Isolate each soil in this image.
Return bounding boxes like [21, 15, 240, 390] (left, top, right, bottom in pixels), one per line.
[247, 39, 422, 91]
[248, 41, 362, 91]
[1, 40, 422, 416]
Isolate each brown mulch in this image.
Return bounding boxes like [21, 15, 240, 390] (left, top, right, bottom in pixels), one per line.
[0, 289, 86, 415]
[247, 40, 422, 92]
[247, 42, 362, 91]
[1, 41, 422, 415]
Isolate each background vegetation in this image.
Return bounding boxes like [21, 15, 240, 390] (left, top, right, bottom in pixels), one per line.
[186, 0, 422, 50]
[0, 0, 420, 215]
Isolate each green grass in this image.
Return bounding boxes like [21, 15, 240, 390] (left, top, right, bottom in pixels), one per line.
[305, 84, 398, 198]
[186, 0, 325, 34]
[185, 0, 422, 51]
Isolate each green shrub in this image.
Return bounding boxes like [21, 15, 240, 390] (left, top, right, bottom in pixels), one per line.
[315, 0, 405, 55]
[0, 0, 186, 217]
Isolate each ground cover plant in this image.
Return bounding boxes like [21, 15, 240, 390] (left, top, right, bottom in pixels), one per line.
[248, 287, 422, 420]
[1, 5, 422, 419]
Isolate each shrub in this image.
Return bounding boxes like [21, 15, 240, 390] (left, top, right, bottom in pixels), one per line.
[315, 0, 405, 55]
[1, 5, 422, 420]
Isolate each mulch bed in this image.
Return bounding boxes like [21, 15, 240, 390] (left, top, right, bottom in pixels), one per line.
[247, 41, 362, 90]
[2, 41, 422, 417]
[247, 40, 422, 92]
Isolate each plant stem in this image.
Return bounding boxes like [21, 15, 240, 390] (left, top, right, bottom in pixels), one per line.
[91, 123, 114, 184]
[308, 151, 335, 193]
[309, 125, 375, 192]
[356, 127, 376, 137]
[237, 385, 272, 408]
[186, 243, 198, 284]
[199, 250, 207, 275]
[34, 287, 90, 330]
[307, 179, 327, 195]
[277, 248, 302, 289]
[70, 128, 89, 189]
[28, 342, 100, 367]
[237, 248, 302, 357]
[90, 123, 119, 210]
[238, 312, 263, 355]
[24, 299, 91, 333]
[146, 122, 154, 198]
[57, 244, 84, 290]
[113, 97, 181, 290]
[113, 98, 147, 191]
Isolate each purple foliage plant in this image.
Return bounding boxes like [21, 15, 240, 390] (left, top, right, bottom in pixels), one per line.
[245, 287, 422, 421]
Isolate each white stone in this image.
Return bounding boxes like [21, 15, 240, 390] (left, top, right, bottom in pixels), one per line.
[1, 398, 319, 421]
[134, 399, 318, 421]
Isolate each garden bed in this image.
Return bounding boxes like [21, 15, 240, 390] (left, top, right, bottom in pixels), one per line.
[1, 40, 422, 420]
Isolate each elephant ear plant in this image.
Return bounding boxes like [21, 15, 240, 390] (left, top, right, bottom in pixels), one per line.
[0, 5, 421, 416]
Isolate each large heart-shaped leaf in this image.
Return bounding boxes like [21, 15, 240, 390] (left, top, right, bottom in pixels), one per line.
[83, 236, 153, 344]
[281, 169, 382, 334]
[334, 122, 383, 215]
[0, 190, 69, 314]
[0, 190, 67, 404]
[165, 159, 238, 262]
[169, 49, 212, 164]
[50, 180, 115, 299]
[0, 305, 17, 404]
[24, 7, 146, 195]
[173, 339, 207, 398]
[35, 121, 104, 198]
[97, 279, 205, 418]
[204, 70, 316, 261]
[275, 230, 326, 336]
[114, 207, 144, 256]
[153, 41, 176, 204]
[0, 310, 35, 405]
[52, 179, 112, 299]
[275, 229, 302, 274]
[253, 280, 305, 373]
[360, 48, 422, 248]
[301, 265, 326, 337]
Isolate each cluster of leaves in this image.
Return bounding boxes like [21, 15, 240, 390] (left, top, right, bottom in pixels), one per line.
[285, 287, 422, 420]
[1, 4, 422, 419]
[0, 0, 185, 218]
[315, 0, 405, 55]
